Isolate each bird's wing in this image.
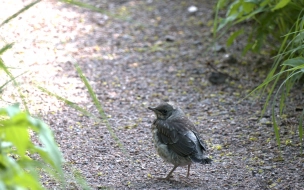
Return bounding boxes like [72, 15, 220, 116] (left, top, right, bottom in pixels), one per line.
[154, 118, 198, 157]
[193, 132, 207, 151]
[169, 117, 207, 151]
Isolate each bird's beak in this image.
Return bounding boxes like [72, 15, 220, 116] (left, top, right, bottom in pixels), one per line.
[148, 107, 160, 114]
[148, 107, 156, 111]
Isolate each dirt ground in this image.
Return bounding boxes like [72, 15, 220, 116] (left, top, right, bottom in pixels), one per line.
[1, 0, 303, 189]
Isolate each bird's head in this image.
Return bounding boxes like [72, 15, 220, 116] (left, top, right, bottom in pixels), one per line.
[148, 103, 174, 120]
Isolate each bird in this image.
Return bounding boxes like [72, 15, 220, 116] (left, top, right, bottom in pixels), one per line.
[148, 102, 211, 180]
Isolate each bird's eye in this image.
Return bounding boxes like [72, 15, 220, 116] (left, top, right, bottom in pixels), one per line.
[162, 110, 167, 114]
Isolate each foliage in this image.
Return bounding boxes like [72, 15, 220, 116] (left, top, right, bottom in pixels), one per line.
[215, 0, 304, 54]
[0, 0, 123, 188]
[215, 0, 304, 153]
[0, 0, 92, 188]
[247, 18, 304, 153]
[0, 105, 64, 189]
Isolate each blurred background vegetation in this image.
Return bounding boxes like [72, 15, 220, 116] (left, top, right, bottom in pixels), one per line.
[0, 0, 303, 189]
[214, 0, 304, 154]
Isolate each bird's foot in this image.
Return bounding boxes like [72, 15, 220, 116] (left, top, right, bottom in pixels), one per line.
[157, 175, 173, 180]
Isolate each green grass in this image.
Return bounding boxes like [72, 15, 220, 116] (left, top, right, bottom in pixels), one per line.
[215, 0, 304, 153]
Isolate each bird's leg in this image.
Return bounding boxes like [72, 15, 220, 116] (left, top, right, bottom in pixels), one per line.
[165, 165, 178, 179]
[186, 164, 191, 178]
[158, 165, 178, 180]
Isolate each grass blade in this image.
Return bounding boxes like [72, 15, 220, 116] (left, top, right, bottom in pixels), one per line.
[0, 71, 27, 91]
[272, 106, 282, 156]
[74, 64, 126, 154]
[59, 0, 109, 14]
[37, 83, 127, 155]
[37, 85, 93, 118]
[0, 0, 41, 27]
[0, 58, 29, 113]
[0, 43, 14, 55]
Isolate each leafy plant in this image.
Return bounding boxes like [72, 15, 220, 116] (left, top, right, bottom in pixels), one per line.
[0, 105, 64, 189]
[0, 0, 104, 188]
[215, 0, 304, 153]
[246, 13, 304, 154]
[0, 0, 124, 188]
[215, 0, 304, 54]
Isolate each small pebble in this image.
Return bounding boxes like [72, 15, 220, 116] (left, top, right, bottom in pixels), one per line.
[259, 118, 269, 124]
[188, 6, 198, 13]
[165, 35, 175, 42]
[223, 54, 238, 64]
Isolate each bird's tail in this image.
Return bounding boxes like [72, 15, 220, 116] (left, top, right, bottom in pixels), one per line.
[190, 155, 212, 164]
[201, 157, 212, 164]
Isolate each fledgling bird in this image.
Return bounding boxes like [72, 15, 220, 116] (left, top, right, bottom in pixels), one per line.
[148, 103, 211, 180]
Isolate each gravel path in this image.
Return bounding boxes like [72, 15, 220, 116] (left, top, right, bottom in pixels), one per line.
[1, 0, 303, 189]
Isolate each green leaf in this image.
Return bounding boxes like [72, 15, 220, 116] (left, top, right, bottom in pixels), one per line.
[1, 104, 20, 117]
[0, 106, 65, 188]
[0, 156, 42, 189]
[217, 0, 227, 9]
[217, 16, 234, 32]
[29, 117, 63, 172]
[242, 42, 253, 55]
[282, 57, 304, 68]
[226, 29, 244, 47]
[227, 0, 242, 17]
[234, 6, 265, 25]
[13, 172, 43, 190]
[245, 0, 260, 4]
[293, 32, 304, 45]
[271, 0, 291, 11]
[260, 0, 271, 7]
[242, 2, 255, 14]
[0, 110, 30, 156]
[3, 121, 30, 156]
